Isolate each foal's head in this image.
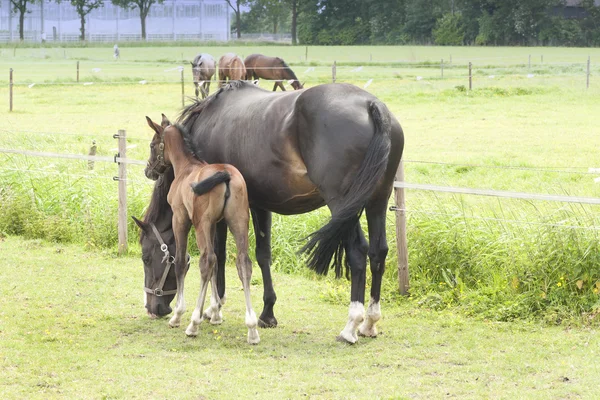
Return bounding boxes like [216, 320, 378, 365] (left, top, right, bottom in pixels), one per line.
[144, 114, 173, 180]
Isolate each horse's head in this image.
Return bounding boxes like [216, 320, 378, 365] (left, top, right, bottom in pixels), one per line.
[191, 60, 204, 83]
[144, 115, 172, 180]
[132, 216, 177, 318]
[292, 80, 305, 90]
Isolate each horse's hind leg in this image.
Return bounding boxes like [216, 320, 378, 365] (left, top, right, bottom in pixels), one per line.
[337, 223, 368, 344]
[358, 199, 389, 338]
[185, 221, 217, 337]
[251, 208, 278, 328]
[227, 211, 259, 344]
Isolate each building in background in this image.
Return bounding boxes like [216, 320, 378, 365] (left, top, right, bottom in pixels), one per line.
[0, 0, 230, 42]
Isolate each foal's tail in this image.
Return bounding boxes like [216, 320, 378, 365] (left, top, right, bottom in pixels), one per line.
[190, 171, 231, 197]
[300, 100, 392, 279]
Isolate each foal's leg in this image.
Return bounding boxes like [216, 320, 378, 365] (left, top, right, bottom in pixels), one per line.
[186, 221, 217, 337]
[203, 220, 227, 324]
[228, 212, 259, 344]
[337, 223, 368, 344]
[359, 200, 389, 338]
[250, 208, 278, 328]
[169, 217, 192, 328]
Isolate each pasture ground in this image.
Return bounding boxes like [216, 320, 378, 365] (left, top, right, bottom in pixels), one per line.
[1, 235, 599, 399]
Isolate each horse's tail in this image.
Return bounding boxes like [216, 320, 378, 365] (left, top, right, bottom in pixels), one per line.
[190, 171, 231, 196]
[300, 100, 392, 278]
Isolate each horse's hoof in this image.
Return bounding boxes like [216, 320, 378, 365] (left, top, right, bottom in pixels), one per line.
[358, 324, 378, 338]
[336, 334, 357, 345]
[258, 316, 278, 328]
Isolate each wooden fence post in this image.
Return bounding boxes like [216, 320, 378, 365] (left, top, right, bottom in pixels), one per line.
[332, 61, 336, 83]
[441, 59, 444, 79]
[587, 56, 591, 90]
[305, 46, 308, 61]
[76, 61, 79, 82]
[395, 159, 409, 296]
[528, 54, 531, 69]
[115, 130, 128, 255]
[181, 67, 185, 107]
[9, 68, 13, 112]
[468, 62, 472, 90]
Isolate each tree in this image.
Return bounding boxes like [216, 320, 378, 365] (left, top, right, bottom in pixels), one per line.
[111, 0, 163, 40]
[69, 0, 104, 40]
[10, 0, 39, 41]
[225, 0, 248, 39]
[290, 0, 297, 45]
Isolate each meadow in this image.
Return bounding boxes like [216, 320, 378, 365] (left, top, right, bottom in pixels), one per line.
[1, 236, 599, 398]
[1, 44, 600, 328]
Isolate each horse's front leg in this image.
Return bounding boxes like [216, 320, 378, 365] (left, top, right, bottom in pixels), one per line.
[250, 208, 278, 328]
[203, 220, 226, 324]
[194, 82, 200, 98]
[186, 222, 216, 337]
[169, 217, 192, 328]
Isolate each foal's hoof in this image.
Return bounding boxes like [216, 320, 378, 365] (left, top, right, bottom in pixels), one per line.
[258, 316, 278, 328]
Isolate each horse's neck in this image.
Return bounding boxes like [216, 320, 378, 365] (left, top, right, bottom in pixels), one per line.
[165, 133, 197, 176]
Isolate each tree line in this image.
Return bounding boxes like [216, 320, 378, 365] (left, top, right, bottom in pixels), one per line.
[8, 0, 600, 46]
[237, 0, 600, 46]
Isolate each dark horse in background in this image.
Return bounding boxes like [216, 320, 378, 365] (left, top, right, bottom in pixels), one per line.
[140, 81, 403, 343]
[244, 54, 303, 91]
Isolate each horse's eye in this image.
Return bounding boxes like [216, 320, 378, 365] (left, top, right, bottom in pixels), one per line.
[142, 255, 151, 264]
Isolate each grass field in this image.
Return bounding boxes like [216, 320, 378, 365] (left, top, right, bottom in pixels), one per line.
[1, 44, 600, 325]
[2, 236, 600, 399]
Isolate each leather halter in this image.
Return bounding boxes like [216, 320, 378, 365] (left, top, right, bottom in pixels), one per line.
[146, 132, 167, 177]
[143, 222, 188, 297]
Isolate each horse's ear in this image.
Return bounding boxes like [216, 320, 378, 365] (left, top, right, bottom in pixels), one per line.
[132, 216, 149, 232]
[190, 61, 194, 66]
[146, 116, 162, 135]
[161, 114, 171, 127]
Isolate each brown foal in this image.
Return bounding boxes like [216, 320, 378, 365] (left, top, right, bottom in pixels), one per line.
[145, 114, 259, 344]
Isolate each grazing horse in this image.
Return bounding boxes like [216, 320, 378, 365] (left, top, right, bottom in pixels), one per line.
[144, 114, 260, 344]
[191, 53, 216, 99]
[244, 54, 303, 91]
[144, 81, 404, 344]
[217, 53, 246, 88]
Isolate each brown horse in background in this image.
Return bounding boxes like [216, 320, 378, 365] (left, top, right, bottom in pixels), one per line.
[218, 53, 246, 88]
[244, 54, 303, 91]
[144, 114, 260, 345]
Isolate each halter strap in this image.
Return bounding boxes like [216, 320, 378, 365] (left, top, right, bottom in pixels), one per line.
[144, 222, 179, 297]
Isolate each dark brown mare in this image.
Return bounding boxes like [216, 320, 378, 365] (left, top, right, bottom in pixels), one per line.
[142, 81, 404, 344]
[244, 54, 303, 91]
[191, 53, 216, 99]
[142, 114, 260, 344]
[217, 53, 246, 88]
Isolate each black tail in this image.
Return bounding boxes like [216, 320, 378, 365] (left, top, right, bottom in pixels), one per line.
[300, 100, 392, 279]
[190, 171, 231, 196]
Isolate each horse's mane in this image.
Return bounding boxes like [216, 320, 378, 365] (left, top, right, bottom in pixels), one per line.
[140, 166, 175, 242]
[278, 58, 299, 82]
[178, 80, 249, 128]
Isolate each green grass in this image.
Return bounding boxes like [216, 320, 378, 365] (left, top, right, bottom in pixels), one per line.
[1, 236, 600, 399]
[1, 45, 600, 324]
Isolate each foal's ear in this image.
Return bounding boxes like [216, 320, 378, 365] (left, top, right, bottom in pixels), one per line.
[132, 216, 149, 232]
[146, 116, 161, 134]
[161, 114, 171, 127]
